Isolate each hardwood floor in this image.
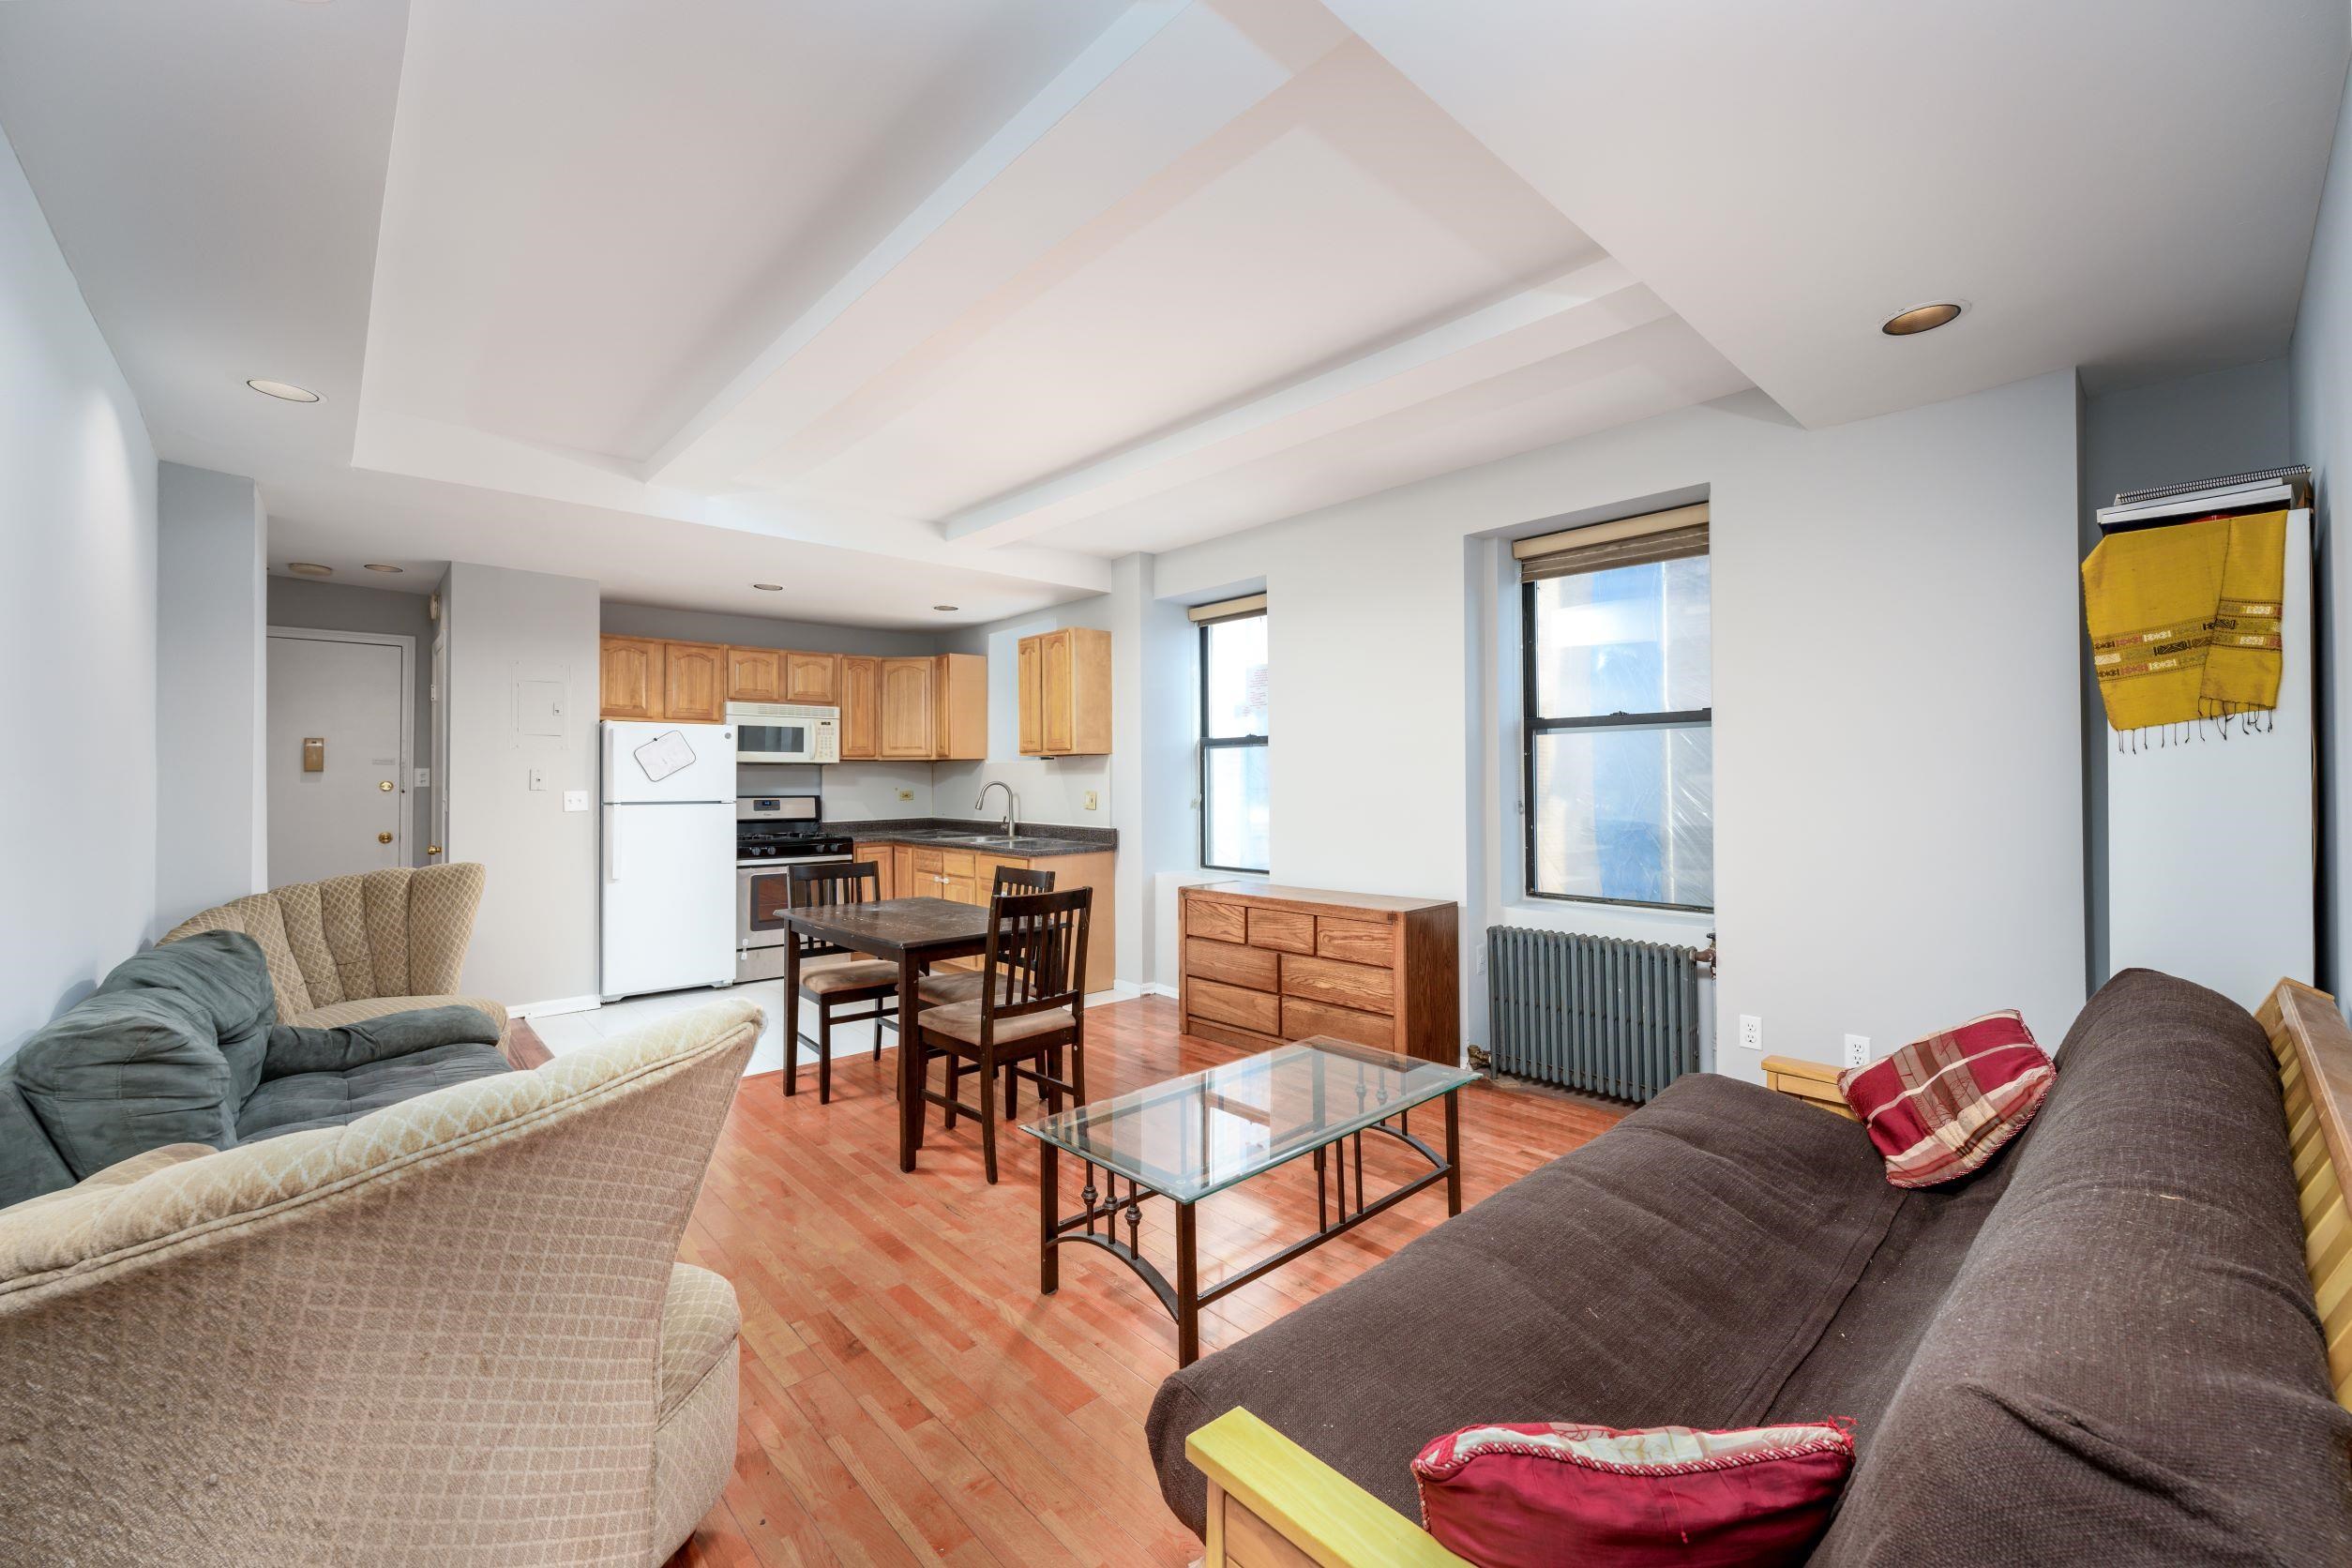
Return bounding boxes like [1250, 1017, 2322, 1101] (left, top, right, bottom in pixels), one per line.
[656, 993, 1624, 1567]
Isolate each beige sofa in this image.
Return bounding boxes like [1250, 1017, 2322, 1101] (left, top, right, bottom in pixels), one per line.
[162, 862, 511, 1048]
[0, 995, 762, 1566]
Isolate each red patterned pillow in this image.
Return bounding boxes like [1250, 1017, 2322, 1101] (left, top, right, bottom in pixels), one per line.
[1837, 1009, 2054, 1188]
[1411, 1421, 1854, 1568]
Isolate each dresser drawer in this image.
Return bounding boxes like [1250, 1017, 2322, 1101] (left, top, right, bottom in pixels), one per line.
[1247, 908, 1315, 954]
[1186, 897, 1246, 943]
[1190, 977, 1282, 1035]
[1315, 916, 1392, 966]
[1282, 995, 1395, 1051]
[1185, 937, 1278, 992]
[1280, 953, 1395, 1016]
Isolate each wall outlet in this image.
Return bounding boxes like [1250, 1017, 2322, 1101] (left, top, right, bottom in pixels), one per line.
[1844, 1033, 1871, 1068]
[563, 789, 589, 813]
[527, 766, 546, 792]
[1084, 790, 1098, 810]
[897, 788, 914, 801]
[1738, 1015, 1763, 1051]
[414, 767, 430, 791]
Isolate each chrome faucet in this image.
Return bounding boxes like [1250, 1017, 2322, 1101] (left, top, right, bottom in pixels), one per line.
[977, 781, 1018, 839]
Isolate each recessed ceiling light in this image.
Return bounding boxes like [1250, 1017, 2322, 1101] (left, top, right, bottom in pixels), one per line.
[933, 604, 958, 612]
[752, 582, 783, 592]
[247, 378, 321, 402]
[287, 562, 333, 578]
[1880, 302, 1963, 337]
[362, 563, 404, 574]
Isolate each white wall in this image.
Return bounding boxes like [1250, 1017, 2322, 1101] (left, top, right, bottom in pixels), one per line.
[1110, 553, 1201, 988]
[445, 562, 601, 1008]
[933, 596, 1117, 834]
[155, 462, 266, 926]
[0, 125, 158, 1054]
[1156, 373, 2088, 1079]
[2293, 55, 2352, 1001]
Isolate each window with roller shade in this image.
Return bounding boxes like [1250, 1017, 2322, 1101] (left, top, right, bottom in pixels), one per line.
[1194, 596, 1268, 874]
[1518, 505, 1711, 911]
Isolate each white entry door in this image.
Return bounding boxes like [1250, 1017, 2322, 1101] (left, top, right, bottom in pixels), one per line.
[267, 629, 410, 885]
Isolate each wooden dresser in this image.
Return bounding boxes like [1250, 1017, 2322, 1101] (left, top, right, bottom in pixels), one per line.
[1178, 882, 1459, 1064]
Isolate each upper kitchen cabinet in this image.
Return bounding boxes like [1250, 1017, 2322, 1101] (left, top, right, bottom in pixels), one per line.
[783, 651, 840, 705]
[600, 636, 664, 720]
[877, 657, 934, 759]
[876, 653, 985, 761]
[662, 641, 728, 723]
[838, 656, 879, 759]
[1018, 627, 1111, 756]
[724, 646, 783, 703]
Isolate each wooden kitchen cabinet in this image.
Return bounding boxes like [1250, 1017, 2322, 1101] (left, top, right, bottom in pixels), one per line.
[784, 651, 839, 704]
[599, 637, 664, 720]
[838, 656, 879, 759]
[662, 641, 728, 723]
[725, 646, 783, 703]
[854, 842, 894, 899]
[933, 653, 986, 761]
[1017, 627, 1111, 756]
[863, 839, 1117, 992]
[1178, 882, 1458, 1064]
[878, 658, 935, 759]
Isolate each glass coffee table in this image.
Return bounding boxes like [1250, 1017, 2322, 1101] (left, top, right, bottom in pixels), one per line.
[1020, 1036, 1478, 1365]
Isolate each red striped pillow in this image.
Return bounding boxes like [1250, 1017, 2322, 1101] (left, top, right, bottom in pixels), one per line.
[1838, 1010, 2054, 1187]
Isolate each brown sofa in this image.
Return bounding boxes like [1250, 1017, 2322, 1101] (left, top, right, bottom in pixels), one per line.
[162, 861, 510, 1048]
[0, 996, 761, 1566]
[1147, 970, 2352, 1562]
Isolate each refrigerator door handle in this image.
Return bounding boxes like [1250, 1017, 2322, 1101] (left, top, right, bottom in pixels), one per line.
[605, 806, 620, 883]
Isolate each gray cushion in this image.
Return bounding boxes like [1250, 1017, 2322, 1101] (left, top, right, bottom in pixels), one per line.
[236, 1041, 513, 1141]
[99, 930, 275, 1105]
[0, 1057, 75, 1210]
[263, 1003, 502, 1078]
[12, 973, 251, 1180]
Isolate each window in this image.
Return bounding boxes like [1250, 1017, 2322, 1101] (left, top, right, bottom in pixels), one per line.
[1519, 506, 1711, 911]
[1197, 600, 1268, 873]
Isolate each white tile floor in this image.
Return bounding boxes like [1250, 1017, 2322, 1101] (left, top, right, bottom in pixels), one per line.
[521, 982, 870, 1078]
[522, 980, 1141, 1078]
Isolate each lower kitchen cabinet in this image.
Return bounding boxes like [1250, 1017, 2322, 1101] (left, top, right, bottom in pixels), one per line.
[1178, 882, 1458, 1064]
[863, 842, 1115, 994]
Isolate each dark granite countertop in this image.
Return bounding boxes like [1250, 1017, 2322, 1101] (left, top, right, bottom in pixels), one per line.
[834, 817, 1115, 858]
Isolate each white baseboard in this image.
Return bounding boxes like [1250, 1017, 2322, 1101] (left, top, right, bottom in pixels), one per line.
[1086, 982, 1144, 1006]
[1138, 981, 1179, 1000]
[511, 994, 602, 1019]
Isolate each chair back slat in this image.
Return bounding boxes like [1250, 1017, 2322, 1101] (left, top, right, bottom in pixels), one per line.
[982, 887, 1091, 1021]
[787, 861, 880, 958]
[992, 866, 1055, 897]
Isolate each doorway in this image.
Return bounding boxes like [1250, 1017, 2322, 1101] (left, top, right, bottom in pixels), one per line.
[267, 626, 414, 885]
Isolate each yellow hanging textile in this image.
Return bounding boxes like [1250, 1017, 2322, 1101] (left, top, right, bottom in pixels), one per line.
[2081, 508, 2285, 735]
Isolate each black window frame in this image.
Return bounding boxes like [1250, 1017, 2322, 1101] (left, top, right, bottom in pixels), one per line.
[1199, 611, 1269, 875]
[1520, 573, 1713, 913]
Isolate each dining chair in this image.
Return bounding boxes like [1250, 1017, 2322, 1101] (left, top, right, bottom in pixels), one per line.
[785, 860, 900, 1104]
[915, 865, 1059, 1111]
[912, 887, 1092, 1183]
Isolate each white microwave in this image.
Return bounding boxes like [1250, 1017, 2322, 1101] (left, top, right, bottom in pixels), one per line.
[729, 702, 839, 764]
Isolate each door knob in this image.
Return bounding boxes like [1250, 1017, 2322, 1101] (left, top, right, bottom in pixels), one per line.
[379, 779, 395, 792]
[377, 832, 394, 844]
[427, 844, 444, 855]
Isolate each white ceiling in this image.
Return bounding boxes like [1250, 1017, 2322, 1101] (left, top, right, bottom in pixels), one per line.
[0, 0, 2343, 626]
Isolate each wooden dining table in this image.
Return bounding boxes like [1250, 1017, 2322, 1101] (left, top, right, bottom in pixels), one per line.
[779, 895, 993, 1171]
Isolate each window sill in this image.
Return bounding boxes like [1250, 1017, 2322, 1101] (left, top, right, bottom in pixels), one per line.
[1498, 899, 1713, 948]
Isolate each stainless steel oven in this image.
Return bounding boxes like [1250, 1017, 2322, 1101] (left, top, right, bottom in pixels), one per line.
[734, 794, 852, 982]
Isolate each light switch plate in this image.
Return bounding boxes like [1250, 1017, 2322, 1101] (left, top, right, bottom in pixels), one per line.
[897, 788, 914, 801]
[1844, 1033, 1871, 1068]
[414, 767, 430, 791]
[1084, 791, 1098, 810]
[563, 790, 589, 812]
[527, 767, 547, 792]
[1738, 1015, 1763, 1051]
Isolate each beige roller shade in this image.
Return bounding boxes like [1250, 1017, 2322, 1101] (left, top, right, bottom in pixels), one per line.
[1515, 503, 1708, 582]
[1187, 593, 1267, 625]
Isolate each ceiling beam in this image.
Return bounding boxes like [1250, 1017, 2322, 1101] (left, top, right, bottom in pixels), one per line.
[939, 259, 1667, 547]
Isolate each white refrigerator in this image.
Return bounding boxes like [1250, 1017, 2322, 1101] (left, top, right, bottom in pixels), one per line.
[600, 719, 735, 1001]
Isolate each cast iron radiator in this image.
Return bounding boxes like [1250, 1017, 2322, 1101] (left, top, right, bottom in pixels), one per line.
[1485, 927, 1704, 1103]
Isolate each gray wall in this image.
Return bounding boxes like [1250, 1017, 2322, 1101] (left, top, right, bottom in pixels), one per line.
[446, 563, 601, 1007]
[267, 577, 437, 862]
[156, 462, 267, 930]
[2296, 56, 2352, 1001]
[2077, 357, 2294, 989]
[1, 123, 158, 1056]
[600, 601, 936, 655]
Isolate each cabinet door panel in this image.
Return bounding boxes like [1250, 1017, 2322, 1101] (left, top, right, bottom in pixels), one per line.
[839, 656, 880, 759]
[726, 646, 782, 703]
[1040, 630, 1074, 754]
[664, 642, 727, 722]
[878, 658, 935, 758]
[1017, 636, 1042, 755]
[784, 651, 840, 704]
[600, 637, 663, 719]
